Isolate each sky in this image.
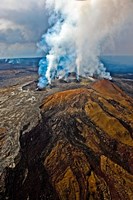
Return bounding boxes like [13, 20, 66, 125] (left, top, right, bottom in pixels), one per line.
[0, 0, 133, 58]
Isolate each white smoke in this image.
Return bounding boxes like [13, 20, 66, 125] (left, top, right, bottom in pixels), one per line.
[38, 0, 132, 88]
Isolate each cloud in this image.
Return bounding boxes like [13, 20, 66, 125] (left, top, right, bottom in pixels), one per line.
[0, 0, 48, 58]
[103, 15, 133, 55]
[0, 0, 132, 58]
[0, 42, 39, 58]
[0, 0, 45, 11]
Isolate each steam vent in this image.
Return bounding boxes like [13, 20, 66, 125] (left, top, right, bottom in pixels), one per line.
[0, 79, 133, 200]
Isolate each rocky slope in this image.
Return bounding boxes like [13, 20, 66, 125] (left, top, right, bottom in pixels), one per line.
[0, 79, 133, 200]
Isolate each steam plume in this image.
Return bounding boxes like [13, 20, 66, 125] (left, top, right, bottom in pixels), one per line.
[38, 0, 132, 88]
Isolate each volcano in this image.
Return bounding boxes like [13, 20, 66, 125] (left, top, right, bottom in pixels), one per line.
[0, 79, 133, 200]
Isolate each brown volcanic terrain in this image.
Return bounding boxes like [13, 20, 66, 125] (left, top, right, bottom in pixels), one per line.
[0, 79, 133, 200]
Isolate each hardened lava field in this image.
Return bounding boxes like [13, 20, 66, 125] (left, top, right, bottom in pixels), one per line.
[0, 78, 133, 200]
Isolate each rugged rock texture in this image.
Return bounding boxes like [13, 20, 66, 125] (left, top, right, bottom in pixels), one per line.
[0, 79, 133, 200]
[112, 75, 133, 97]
